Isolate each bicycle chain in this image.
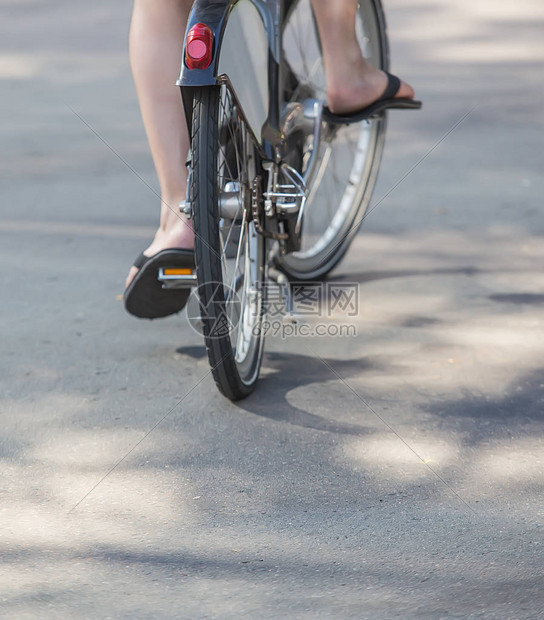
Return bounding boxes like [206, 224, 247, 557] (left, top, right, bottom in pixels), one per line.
[251, 176, 288, 240]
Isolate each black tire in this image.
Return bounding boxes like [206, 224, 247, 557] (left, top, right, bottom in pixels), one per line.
[278, 0, 389, 280]
[191, 86, 266, 401]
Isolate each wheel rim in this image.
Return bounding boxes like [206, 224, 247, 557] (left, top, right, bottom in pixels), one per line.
[216, 86, 264, 383]
[281, 0, 387, 274]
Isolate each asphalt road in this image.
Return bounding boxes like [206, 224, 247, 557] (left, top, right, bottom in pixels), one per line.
[2, 0, 544, 618]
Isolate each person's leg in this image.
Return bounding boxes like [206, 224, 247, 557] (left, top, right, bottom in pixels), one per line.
[126, 0, 194, 288]
[310, 0, 415, 115]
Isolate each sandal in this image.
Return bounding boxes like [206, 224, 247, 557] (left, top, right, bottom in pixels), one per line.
[124, 249, 195, 319]
[322, 72, 422, 125]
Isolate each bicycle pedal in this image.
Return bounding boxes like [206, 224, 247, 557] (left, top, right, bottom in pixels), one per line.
[158, 267, 197, 290]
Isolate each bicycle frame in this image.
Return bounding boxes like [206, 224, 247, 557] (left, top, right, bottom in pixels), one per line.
[178, 0, 288, 161]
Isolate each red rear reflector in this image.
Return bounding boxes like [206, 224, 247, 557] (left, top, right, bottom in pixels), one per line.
[185, 23, 213, 70]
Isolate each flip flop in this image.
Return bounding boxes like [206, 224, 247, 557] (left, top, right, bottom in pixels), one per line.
[322, 72, 422, 125]
[124, 249, 195, 319]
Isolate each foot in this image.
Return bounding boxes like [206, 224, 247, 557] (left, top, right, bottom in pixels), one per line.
[326, 59, 415, 115]
[125, 213, 194, 289]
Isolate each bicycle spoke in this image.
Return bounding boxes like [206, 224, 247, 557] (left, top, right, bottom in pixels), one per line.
[229, 207, 248, 296]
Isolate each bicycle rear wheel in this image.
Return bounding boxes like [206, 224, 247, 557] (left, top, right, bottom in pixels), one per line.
[279, 0, 389, 280]
[190, 86, 266, 401]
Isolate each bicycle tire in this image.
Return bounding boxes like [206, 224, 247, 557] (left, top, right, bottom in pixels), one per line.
[191, 86, 266, 401]
[278, 0, 389, 280]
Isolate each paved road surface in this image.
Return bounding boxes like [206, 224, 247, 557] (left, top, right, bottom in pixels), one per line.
[2, 0, 544, 617]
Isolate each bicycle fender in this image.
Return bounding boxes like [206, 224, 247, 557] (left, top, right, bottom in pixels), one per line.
[178, 0, 277, 148]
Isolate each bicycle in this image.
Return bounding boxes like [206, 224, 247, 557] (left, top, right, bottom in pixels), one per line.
[167, 0, 408, 400]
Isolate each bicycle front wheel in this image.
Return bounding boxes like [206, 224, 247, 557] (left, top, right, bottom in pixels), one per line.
[191, 86, 266, 401]
[279, 0, 389, 280]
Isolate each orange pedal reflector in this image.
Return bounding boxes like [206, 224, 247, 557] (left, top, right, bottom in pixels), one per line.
[163, 268, 193, 276]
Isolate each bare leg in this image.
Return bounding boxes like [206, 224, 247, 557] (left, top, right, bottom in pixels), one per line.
[126, 0, 194, 288]
[311, 0, 415, 114]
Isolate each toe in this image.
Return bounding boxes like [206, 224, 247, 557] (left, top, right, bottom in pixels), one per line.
[397, 79, 415, 100]
[125, 265, 139, 290]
